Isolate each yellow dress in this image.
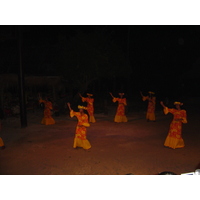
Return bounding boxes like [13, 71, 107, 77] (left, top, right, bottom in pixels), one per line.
[39, 99, 55, 125]
[70, 110, 91, 150]
[163, 107, 187, 149]
[142, 96, 156, 121]
[113, 98, 128, 122]
[81, 97, 96, 123]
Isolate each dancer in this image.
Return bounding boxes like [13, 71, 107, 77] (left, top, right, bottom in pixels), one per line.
[109, 92, 128, 123]
[38, 94, 55, 125]
[140, 91, 156, 122]
[0, 137, 5, 150]
[160, 101, 187, 149]
[67, 103, 91, 150]
[79, 93, 96, 123]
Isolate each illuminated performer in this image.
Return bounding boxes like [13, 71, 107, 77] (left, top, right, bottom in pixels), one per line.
[109, 92, 128, 123]
[38, 94, 55, 125]
[0, 137, 5, 150]
[79, 93, 96, 123]
[160, 101, 187, 149]
[140, 91, 156, 122]
[67, 103, 91, 150]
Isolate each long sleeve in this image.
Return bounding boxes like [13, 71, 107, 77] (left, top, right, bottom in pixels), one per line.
[113, 97, 118, 103]
[81, 97, 87, 102]
[123, 98, 127, 106]
[182, 110, 187, 124]
[70, 110, 76, 118]
[142, 96, 149, 101]
[163, 107, 175, 115]
[163, 107, 169, 115]
[39, 99, 45, 104]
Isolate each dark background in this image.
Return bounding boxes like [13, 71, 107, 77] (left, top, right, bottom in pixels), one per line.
[1, 25, 200, 109]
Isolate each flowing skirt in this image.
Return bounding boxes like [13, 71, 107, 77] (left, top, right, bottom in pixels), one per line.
[114, 104, 128, 122]
[41, 108, 55, 125]
[87, 105, 96, 123]
[73, 126, 91, 150]
[89, 115, 96, 123]
[164, 120, 184, 149]
[146, 112, 155, 121]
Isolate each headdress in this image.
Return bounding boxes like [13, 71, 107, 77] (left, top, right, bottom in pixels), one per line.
[78, 105, 88, 110]
[87, 93, 93, 97]
[174, 102, 183, 106]
[148, 91, 155, 95]
[118, 93, 124, 96]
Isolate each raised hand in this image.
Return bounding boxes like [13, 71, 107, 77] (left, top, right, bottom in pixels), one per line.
[67, 102, 72, 111]
[109, 92, 114, 98]
[160, 101, 166, 108]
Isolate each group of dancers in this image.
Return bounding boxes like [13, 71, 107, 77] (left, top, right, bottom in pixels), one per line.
[37, 91, 187, 151]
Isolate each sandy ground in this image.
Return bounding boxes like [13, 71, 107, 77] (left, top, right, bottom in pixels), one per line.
[0, 108, 200, 175]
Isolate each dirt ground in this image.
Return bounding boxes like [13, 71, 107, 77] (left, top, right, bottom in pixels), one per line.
[0, 108, 200, 175]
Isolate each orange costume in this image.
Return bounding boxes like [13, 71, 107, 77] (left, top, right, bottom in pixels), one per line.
[142, 96, 156, 121]
[39, 99, 55, 125]
[112, 97, 128, 122]
[0, 137, 5, 149]
[163, 107, 187, 149]
[81, 96, 96, 123]
[70, 110, 91, 149]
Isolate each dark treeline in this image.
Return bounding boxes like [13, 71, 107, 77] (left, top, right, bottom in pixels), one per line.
[1, 25, 200, 110]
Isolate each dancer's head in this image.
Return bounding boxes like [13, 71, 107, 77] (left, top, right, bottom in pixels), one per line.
[148, 91, 155, 98]
[118, 93, 124, 98]
[78, 105, 87, 114]
[87, 93, 93, 98]
[174, 102, 183, 110]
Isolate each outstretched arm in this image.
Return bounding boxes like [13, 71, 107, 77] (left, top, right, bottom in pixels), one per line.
[67, 102, 72, 111]
[160, 101, 166, 108]
[109, 92, 114, 98]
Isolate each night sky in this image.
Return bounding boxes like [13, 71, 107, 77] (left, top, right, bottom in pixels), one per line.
[1, 25, 200, 99]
